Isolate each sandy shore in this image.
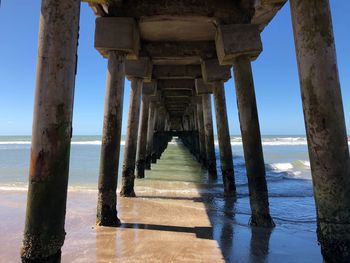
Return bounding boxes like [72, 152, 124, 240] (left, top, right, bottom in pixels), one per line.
[0, 144, 322, 262]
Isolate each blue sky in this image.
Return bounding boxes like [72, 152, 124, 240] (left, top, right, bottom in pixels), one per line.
[0, 1, 349, 136]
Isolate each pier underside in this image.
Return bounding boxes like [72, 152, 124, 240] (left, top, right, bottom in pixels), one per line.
[21, 0, 350, 262]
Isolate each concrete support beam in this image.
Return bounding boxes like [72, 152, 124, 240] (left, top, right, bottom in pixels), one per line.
[195, 78, 213, 94]
[94, 17, 140, 58]
[201, 58, 231, 83]
[104, 1, 246, 24]
[252, 0, 287, 31]
[97, 51, 126, 227]
[120, 78, 142, 197]
[125, 57, 153, 81]
[215, 24, 262, 65]
[212, 81, 236, 197]
[142, 41, 216, 62]
[153, 65, 202, 79]
[143, 80, 158, 96]
[158, 79, 195, 90]
[163, 89, 193, 97]
[290, 1, 350, 261]
[202, 94, 217, 178]
[21, 1, 80, 261]
[233, 56, 274, 227]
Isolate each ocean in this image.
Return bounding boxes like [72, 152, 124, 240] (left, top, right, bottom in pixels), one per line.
[0, 135, 315, 232]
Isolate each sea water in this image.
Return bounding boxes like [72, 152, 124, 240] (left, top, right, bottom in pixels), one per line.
[0, 135, 316, 233]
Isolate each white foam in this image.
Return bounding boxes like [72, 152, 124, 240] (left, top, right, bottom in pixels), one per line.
[271, 163, 294, 171]
[0, 137, 347, 147]
[0, 185, 99, 192]
[0, 140, 126, 146]
[269, 161, 312, 180]
[71, 141, 101, 145]
[229, 137, 309, 146]
[0, 186, 28, 191]
[300, 160, 310, 167]
[0, 141, 31, 145]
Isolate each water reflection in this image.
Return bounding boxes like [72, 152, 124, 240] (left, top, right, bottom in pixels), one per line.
[249, 227, 273, 263]
[96, 226, 117, 262]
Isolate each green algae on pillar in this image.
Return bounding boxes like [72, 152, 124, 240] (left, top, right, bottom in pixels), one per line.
[212, 81, 236, 197]
[233, 56, 274, 228]
[290, 0, 350, 261]
[21, 0, 81, 261]
[97, 51, 126, 226]
[120, 78, 142, 197]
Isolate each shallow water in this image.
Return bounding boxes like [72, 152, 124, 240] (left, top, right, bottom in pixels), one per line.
[0, 136, 316, 230]
[0, 136, 322, 262]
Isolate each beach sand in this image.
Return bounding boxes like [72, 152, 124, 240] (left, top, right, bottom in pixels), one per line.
[0, 143, 322, 262]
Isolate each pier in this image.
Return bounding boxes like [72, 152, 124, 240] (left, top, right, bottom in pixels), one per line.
[21, 0, 350, 262]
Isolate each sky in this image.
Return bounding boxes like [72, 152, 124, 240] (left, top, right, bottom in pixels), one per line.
[0, 1, 349, 136]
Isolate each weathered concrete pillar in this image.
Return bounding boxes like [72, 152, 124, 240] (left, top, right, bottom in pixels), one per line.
[97, 51, 126, 226]
[233, 56, 274, 228]
[95, 17, 139, 226]
[196, 100, 207, 166]
[120, 78, 142, 197]
[212, 81, 236, 197]
[290, 1, 350, 261]
[151, 105, 159, 163]
[155, 105, 166, 159]
[21, 0, 80, 261]
[202, 94, 217, 178]
[145, 101, 156, 169]
[136, 94, 150, 178]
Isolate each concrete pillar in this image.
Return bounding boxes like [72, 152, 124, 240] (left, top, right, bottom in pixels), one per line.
[145, 101, 156, 169]
[21, 0, 80, 261]
[151, 105, 159, 163]
[212, 81, 236, 197]
[97, 51, 126, 226]
[136, 94, 150, 178]
[196, 101, 207, 166]
[190, 107, 200, 161]
[202, 94, 217, 178]
[155, 107, 166, 159]
[120, 78, 142, 197]
[290, 1, 350, 261]
[233, 56, 274, 228]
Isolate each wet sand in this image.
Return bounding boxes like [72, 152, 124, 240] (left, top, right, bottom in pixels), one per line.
[0, 143, 322, 262]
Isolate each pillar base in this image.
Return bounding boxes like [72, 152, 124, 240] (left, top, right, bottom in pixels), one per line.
[136, 160, 145, 179]
[120, 169, 136, 197]
[200, 157, 207, 168]
[318, 222, 350, 263]
[223, 190, 236, 198]
[120, 189, 136, 198]
[21, 235, 64, 263]
[151, 153, 157, 164]
[96, 212, 121, 227]
[96, 191, 121, 227]
[249, 213, 275, 228]
[145, 156, 152, 170]
[21, 249, 61, 263]
[222, 169, 236, 198]
[207, 162, 217, 179]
